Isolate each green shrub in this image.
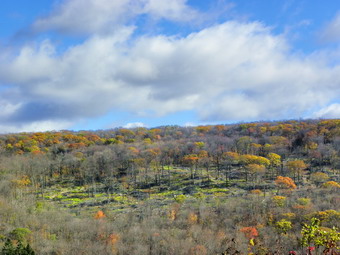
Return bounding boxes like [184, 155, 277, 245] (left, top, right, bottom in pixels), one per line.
[10, 228, 31, 242]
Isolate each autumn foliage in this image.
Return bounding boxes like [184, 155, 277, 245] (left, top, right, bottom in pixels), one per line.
[322, 181, 340, 189]
[272, 196, 287, 207]
[188, 212, 199, 224]
[250, 189, 262, 195]
[94, 210, 106, 219]
[275, 176, 297, 190]
[240, 227, 259, 239]
[11, 176, 31, 188]
[286, 160, 307, 175]
[0, 119, 339, 254]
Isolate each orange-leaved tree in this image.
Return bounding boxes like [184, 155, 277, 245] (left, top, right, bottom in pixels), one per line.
[94, 210, 106, 219]
[240, 226, 259, 247]
[322, 181, 340, 189]
[275, 176, 297, 190]
[183, 154, 199, 179]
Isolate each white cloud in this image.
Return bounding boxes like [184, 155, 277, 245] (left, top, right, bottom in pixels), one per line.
[1, 16, 340, 132]
[142, 0, 198, 21]
[0, 120, 73, 134]
[32, 0, 133, 35]
[184, 122, 196, 127]
[31, 0, 198, 35]
[320, 12, 340, 43]
[0, 101, 22, 118]
[124, 122, 146, 128]
[313, 104, 340, 119]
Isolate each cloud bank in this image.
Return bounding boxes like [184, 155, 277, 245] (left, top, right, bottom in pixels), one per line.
[0, 0, 339, 132]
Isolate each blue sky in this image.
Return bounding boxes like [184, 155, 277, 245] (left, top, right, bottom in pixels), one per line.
[0, 0, 339, 132]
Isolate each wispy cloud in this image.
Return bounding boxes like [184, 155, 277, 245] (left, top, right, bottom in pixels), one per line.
[30, 0, 198, 36]
[313, 103, 340, 119]
[319, 12, 340, 43]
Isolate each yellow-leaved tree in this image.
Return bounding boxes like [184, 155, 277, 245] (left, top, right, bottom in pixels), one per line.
[286, 160, 307, 182]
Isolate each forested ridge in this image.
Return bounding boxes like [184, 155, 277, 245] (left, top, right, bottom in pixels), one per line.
[0, 119, 339, 254]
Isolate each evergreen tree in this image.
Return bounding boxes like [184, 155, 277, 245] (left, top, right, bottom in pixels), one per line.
[1, 240, 35, 255]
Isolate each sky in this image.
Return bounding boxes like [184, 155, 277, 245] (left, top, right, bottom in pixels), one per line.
[0, 0, 340, 132]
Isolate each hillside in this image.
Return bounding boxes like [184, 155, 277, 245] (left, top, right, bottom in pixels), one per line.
[0, 119, 339, 254]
